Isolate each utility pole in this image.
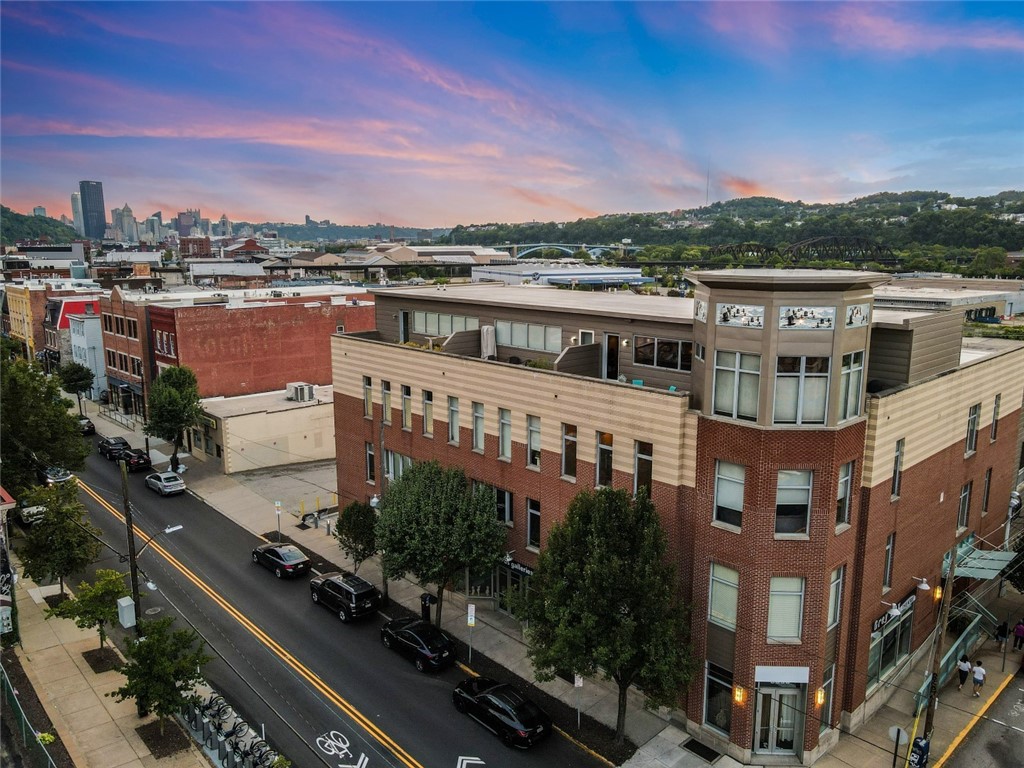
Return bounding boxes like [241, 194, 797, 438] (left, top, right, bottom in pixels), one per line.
[924, 553, 956, 737]
[120, 460, 143, 638]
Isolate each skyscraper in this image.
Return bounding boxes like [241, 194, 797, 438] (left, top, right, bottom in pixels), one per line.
[78, 180, 106, 239]
[71, 192, 84, 236]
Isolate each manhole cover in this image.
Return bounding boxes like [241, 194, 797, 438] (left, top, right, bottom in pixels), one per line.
[144, 607, 163, 616]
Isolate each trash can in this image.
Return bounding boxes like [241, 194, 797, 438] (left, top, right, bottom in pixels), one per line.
[420, 592, 437, 622]
[909, 736, 930, 767]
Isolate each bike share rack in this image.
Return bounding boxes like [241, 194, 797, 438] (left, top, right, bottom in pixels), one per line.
[180, 683, 280, 768]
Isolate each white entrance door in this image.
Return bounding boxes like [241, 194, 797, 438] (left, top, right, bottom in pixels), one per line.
[755, 686, 800, 754]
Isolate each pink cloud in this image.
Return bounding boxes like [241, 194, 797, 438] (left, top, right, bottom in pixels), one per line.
[508, 187, 600, 219]
[700, 1, 797, 53]
[720, 175, 773, 199]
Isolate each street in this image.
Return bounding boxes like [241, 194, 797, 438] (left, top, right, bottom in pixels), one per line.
[72, 443, 606, 768]
[945, 662, 1024, 767]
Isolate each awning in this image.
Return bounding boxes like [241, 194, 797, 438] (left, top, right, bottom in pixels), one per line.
[944, 548, 1016, 579]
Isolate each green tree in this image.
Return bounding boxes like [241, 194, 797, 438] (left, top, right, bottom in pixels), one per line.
[334, 501, 377, 574]
[109, 617, 210, 734]
[57, 361, 95, 416]
[19, 481, 102, 595]
[0, 358, 89, 494]
[46, 569, 131, 648]
[375, 461, 507, 625]
[521, 488, 694, 745]
[144, 366, 202, 472]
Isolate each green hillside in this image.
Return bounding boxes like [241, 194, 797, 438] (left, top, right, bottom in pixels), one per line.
[0, 205, 80, 246]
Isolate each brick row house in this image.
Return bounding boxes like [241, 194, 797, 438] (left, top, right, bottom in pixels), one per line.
[331, 271, 1024, 764]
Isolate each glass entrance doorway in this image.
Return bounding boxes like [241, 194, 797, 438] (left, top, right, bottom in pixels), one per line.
[496, 565, 527, 616]
[604, 334, 620, 380]
[755, 686, 801, 754]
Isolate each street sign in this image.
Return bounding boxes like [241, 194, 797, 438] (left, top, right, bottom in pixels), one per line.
[889, 726, 908, 745]
[274, 500, 282, 515]
[574, 673, 584, 688]
[467, 603, 476, 627]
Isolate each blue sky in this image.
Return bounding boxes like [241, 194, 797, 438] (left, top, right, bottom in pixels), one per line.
[2, 1, 1022, 227]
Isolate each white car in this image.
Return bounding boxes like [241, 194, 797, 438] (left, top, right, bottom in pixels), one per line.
[145, 472, 187, 496]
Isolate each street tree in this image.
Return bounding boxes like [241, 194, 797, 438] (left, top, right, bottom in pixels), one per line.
[520, 487, 694, 745]
[144, 365, 202, 472]
[57, 361, 95, 416]
[376, 461, 507, 626]
[334, 501, 377, 574]
[46, 569, 131, 649]
[0, 357, 89, 494]
[19, 481, 102, 595]
[109, 617, 210, 734]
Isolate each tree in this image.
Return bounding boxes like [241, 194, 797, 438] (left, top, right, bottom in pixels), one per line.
[334, 501, 377, 574]
[521, 488, 694, 745]
[144, 366, 202, 472]
[0, 357, 89, 495]
[375, 461, 507, 626]
[46, 569, 131, 648]
[57, 361, 95, 416]
[19, 481, 102, 595]
[109, 617, 210, 734]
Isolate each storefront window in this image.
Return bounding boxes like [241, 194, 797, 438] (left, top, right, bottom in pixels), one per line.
[867, 604, 915, 688]
[704, 663, 733, 735]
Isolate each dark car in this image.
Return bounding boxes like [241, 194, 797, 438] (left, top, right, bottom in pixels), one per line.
[98, 436, 131, 459]
[310, 571, 381, 622]
[121, 448, 152, 472]
[380, 617, 456, 672]
[251, 543, 311, 579]
[453, 677, 552, 749]
[37, 466, 73, 486]
[78, 417, 95, 435]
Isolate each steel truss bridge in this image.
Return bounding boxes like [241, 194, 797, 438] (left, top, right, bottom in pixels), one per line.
[495, 243, 645, 259]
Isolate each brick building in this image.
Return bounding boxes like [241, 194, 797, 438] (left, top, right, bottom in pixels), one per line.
[330, 271, 1024, 764]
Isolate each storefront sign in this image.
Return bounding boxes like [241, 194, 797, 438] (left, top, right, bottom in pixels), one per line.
[508, 559, 534, 577]
[872, 591, 917, 633]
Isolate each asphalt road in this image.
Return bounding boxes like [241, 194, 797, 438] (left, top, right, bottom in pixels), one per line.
[74, 444, 605, 768]
[945, 662, 1024, 768]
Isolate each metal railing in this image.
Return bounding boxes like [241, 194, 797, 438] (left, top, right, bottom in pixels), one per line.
[0, 660, 58, 768]
[913, 614, 983, 714]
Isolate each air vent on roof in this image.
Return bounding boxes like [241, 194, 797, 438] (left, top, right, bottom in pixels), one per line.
[286, 382, 315, 402]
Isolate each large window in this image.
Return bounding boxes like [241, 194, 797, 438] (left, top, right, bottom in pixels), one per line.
[708, 563, 739, 629]
[362, 376, 373, 419]
[991, 394, 1001, 440]
[596, 431, 613, 487]
[828, 566, 844, 629]
[495, 320, 562, 353]
[633, 336, 693, 372]
[966, 403, 980, 454]
[381, 381, 392, 425]
[768, 576, 804, 642]
[775, 470, 812, 535]
[891, 439, 904, 498]
[982, 468, 992, 515]
[527, 499, 541, 550]
[836, 461, 853, 528]
[713, 351, 760, 421]
[774, 356, 829, 424]
[714, 461, 744, 528]
[839, 351, 864, 420]
[498, 409, 512, 460]
[561, 424, 577, 478]
[365, 442, 375, 483]
[384, 449, 412, 481]
[820, 664, 836, 732]
[475, 482, 513, 527]
[472, 402, 485, 452]
[704, 663, 733, 736]
[958, 482, 972, 530]
[527, 415, 541, 468]
[412, 311, 479, 335]
[634, 441, 653, 497]
[448, 397, 459, 444]
[883, 532, 895, 590]
[867, 603, 914, 688]
[401, 385, 412, 430]
[422, 390, 433, 436]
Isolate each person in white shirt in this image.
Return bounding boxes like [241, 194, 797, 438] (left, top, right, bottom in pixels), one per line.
[971, 660, 987, 698]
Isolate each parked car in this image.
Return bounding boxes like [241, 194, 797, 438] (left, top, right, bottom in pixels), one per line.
[98, 436, 131, 460]
[144, 471, 186, 496]
[78, 417, 95, 435]
[121, 449, 152, 473]
[37, 466, 73, 486]
[310, 571, 381, 622]
[452, 677, 552, 749]
[251, 543, 311, 579]
[14, 502, 47, 526]
[380, 617, 456, 672]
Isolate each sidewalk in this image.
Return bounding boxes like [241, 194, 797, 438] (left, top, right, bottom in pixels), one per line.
[24, 409, 1024, 767]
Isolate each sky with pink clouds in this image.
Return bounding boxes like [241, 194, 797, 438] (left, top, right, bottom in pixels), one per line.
[2, 1, 1022, 228]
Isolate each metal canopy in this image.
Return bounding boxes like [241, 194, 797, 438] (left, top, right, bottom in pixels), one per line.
[944, 548, 1016, 579]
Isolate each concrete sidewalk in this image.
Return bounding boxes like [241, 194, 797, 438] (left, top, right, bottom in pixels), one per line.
[44, 410, 1024, 767]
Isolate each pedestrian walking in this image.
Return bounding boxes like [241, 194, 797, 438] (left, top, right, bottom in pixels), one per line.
[1013, 618, 1024, 651]
[971, 660, 987, 698]
[957, 654, 972, 690]
[995, 621, 1009, 652]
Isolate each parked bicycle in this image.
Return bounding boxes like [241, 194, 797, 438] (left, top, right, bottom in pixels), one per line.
[185, 692, 233, 731]
[206, 716, 249, 749]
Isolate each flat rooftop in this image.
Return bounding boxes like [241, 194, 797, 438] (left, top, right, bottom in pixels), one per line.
[202, 386, 333, 419]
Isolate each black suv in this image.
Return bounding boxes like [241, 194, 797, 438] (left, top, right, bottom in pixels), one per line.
[98, 436, 131, 460]
[121, 449, 152, 472]
[310, 570, 382, 623]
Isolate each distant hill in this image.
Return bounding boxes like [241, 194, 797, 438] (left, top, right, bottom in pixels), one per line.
[0, 205, 80, 246]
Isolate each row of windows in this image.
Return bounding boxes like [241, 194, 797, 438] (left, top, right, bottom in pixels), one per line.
[712, 351, 864, 424]
[155, 330, 176, 356]
[365, 378, 654, 495]
[105, 349, 142, 377]
[411, 311, 480, 336]
[713, 460, 856, 535]
[494, 320, 561, 353]
[102, 312, 138, 339]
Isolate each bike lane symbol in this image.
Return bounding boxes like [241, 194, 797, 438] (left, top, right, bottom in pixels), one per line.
[316, 729, 368, 768]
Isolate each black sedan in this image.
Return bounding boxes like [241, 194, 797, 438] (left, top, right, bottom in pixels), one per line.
[251, 543, 311, 579]
[122, 449, 152, 472]
[453, 677, 552, 749]
[380, 617, 455, 672]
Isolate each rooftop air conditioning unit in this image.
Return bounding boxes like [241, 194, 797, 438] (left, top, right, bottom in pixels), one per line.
[286, 382, 315, 402]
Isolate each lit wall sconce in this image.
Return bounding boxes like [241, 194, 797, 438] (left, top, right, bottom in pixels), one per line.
[933, 585, 943, 601]
[570, 336, 577, 344]
[881, 600, 901, 619]
[733, 685, 746, 705]
[621, 338, 630, 348]
[815, 687, 826, 707]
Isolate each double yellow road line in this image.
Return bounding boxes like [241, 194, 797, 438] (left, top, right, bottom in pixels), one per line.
[79, 480, 423, 768]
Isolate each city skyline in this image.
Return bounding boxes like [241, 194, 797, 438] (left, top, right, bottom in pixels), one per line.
[1, 1, 1022, 228]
